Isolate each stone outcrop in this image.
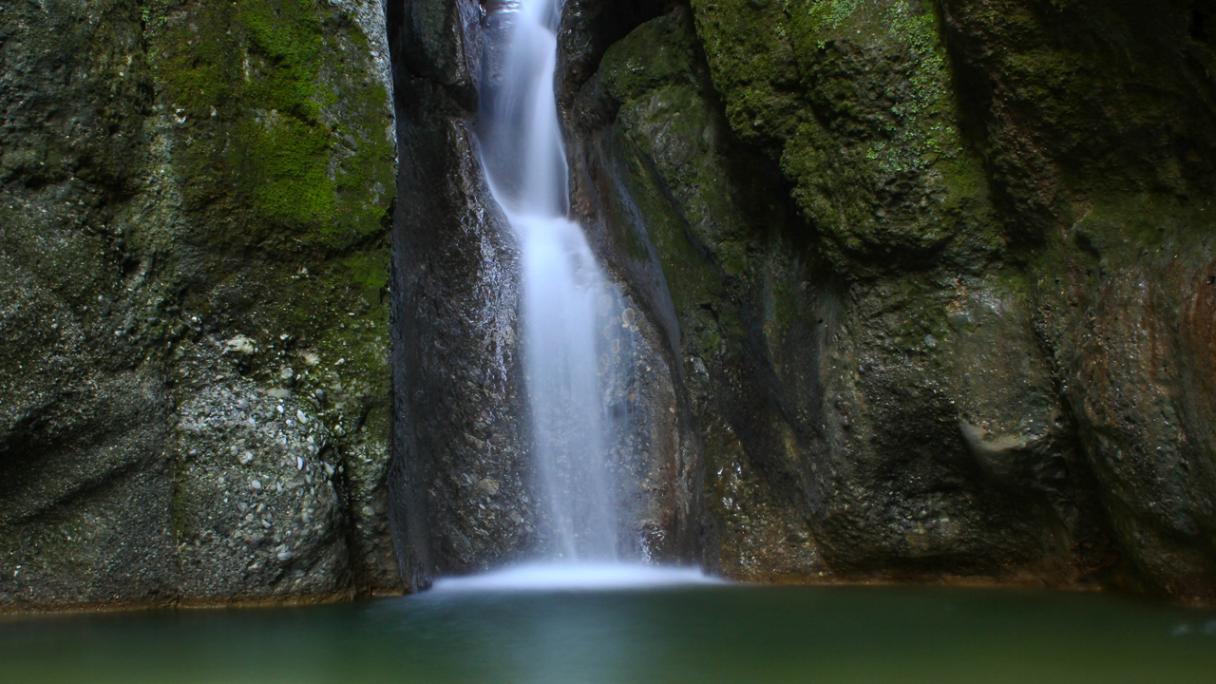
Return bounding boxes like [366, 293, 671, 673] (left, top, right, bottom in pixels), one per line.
[0, 0, 398, 610]
[386, 0, 533, 589]
[552, 0, 1216, 601]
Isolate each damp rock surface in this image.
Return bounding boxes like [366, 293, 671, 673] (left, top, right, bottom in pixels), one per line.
[0, 0, 398, 610]
[547, 0, 1216, 601]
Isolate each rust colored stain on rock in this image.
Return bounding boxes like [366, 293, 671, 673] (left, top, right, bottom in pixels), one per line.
[1185, 263, 1216, 393]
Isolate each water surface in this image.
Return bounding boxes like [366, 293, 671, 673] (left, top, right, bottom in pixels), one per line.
[4, 585, 1215, 683]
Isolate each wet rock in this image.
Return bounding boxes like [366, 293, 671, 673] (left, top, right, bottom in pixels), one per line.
[171, 368, 350, 598]
[566, 7, 821, 577]
[7, 0, 1213, 611]
[386, 0, 532, 589]
[558, 0, 1216, 601]
[0, 0, 399, 610]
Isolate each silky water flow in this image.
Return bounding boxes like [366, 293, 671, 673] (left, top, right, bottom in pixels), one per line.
[443, 0, 716, 590]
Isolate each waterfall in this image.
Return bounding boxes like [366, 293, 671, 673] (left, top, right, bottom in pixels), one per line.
[478, 0, 620, 560]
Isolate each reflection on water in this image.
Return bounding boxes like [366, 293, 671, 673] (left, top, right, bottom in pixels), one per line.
[3, 585, 1215, 683]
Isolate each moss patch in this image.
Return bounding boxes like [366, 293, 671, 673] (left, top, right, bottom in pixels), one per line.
[691, 0, 1000, 273]
[150, 0, 394, 251]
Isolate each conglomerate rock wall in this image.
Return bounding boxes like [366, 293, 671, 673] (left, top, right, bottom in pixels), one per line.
[0, 0, 399, 610]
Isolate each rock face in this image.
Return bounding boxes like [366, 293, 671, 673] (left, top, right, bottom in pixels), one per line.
[564, 6, 827, 579]
[386, 0, 534, 588]
[388, 0, 1216, 602]
[0, 0, 399, 609]
[4, 0, 1215, 610]
[549, 0, 1216, 601]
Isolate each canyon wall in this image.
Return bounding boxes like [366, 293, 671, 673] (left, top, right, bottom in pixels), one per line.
[3, 0, 1215, 609]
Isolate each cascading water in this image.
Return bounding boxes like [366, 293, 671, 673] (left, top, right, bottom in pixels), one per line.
[477, 0, 620, 561]
[430, 0, 718, 592]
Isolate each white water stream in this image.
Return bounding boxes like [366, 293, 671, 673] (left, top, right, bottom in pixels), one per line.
[478, 0, 620, 561]
[460, 0, 713, 589]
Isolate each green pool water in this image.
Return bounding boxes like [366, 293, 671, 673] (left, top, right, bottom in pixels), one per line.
[3, 584, 1215, 683]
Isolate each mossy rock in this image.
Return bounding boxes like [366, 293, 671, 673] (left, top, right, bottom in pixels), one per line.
[150, 0, 395, 252]
[691, 0, 1000, 274]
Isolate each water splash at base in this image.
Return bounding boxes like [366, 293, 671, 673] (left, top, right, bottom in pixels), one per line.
[432, 563, 722, 593]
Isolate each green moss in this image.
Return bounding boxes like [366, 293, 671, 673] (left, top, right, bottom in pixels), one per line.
[1068, 193, 1216, 259]
[155, 3, 239, 116]
[340, 250, 391, 306]
[150, 0, 394, 249]
[620, 86, 746, 258]
[156, 1, 326, 122]
[145, 0, 395, 432]
[238, 115, 337, 229]
[238, 0, 327, 120]
[689, 0, 802, 144]
[799, 0, 864, 46]
[270, 245, 391, 402]
[599, 14, 699, 102]
[616, 131, 721, 321]
[601, 11, 752, 293]
[699, 0, 995, 269]
[601, 13, 786, 377]
[603, 9, 810, 373]
[790, 0, 966, 164]
[330, 81, 397, 249]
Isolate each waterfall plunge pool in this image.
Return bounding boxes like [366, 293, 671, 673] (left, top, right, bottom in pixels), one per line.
[4, 584, 1215, 683]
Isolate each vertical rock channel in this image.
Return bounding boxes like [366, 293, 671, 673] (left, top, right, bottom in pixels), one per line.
[387, 0, 702, 587]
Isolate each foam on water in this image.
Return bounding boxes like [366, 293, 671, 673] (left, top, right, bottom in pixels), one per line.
[431, 563, 722, 593]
